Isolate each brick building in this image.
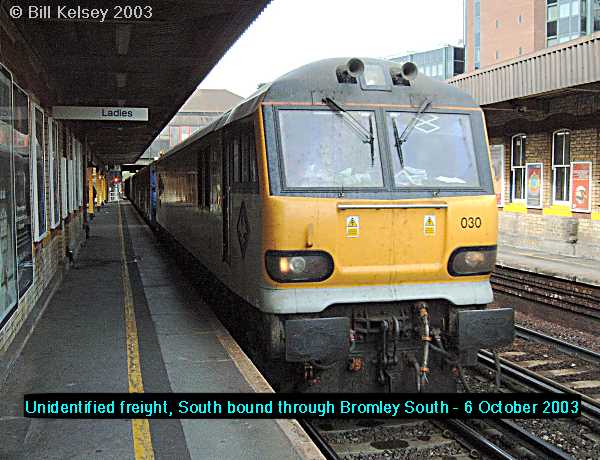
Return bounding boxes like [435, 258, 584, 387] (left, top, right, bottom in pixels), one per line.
[451, 33, 600, 260]
[464, 0, 600, 71]
[0, 44, 91, 353]
[137, 89, 243, 165]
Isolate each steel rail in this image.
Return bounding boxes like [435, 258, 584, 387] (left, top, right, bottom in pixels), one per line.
[515, 324, 600, 364]
[478, 350, 600, 420]
[444, 419, 517, 460]
[297, 419, 340, 460]
[491, 267, 600, 321]
[492, 419, 573, 460]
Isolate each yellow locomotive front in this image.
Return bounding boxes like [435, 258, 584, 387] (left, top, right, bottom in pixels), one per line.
[255, 59, 513, 392]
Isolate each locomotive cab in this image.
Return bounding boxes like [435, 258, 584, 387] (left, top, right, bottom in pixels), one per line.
[133, 57, 514, 393]
[257, 58, 514, 392]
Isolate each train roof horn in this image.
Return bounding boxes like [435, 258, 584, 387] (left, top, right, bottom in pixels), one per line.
[346, 58, 365, 78]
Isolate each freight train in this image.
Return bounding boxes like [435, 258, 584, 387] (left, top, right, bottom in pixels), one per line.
[127, 58, 514, 392]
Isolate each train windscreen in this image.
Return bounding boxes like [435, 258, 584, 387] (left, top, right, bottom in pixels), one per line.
[277, 110, 384, 189]
[386, 112, 480, 188]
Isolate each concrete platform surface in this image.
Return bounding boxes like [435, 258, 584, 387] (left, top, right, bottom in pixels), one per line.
[0, 202, 322, 460]
[497, 245, 600, 287]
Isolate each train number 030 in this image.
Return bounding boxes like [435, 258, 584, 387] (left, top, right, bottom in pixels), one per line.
[460, 217, 482, 229]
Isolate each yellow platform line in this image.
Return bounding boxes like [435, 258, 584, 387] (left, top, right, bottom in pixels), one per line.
[118, 202, 155, 460]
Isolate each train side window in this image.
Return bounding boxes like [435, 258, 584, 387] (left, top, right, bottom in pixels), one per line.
[241, 131, 250, 183]
[203, 147, 210, 208]
[248, 125, 258, 185]
[197, 149, 204, 208]
[233, 135, 241, 184]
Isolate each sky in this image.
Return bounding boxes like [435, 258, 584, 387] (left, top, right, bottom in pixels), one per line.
[199, 0, 465, 97]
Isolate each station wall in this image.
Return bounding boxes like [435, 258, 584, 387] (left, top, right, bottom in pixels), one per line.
[0, 35, 96, 356]
[490, 126, 600, 260]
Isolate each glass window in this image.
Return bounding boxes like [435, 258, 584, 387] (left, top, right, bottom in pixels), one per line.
[52, 121, 60, 227]
[241, 132, 249, 183]
[547, 20, 558, 36]
[180, 126, 191, 142]
[560, 2, 571, 18]
[278, 110, 383, 189]
[0, 66, 18, 323]
[363, 65, 386, 87]
[553, 130, 571, 203]
[511, 134, 526, 201]
[570, 15, 580, 32]
[387, 112, 479, 188]
[169, 126, 178, 147]
[32, 106, 47, 240]
[203, 150, 210, 208]
[12, 85, 33, 297]
[232, 137, 240, 183]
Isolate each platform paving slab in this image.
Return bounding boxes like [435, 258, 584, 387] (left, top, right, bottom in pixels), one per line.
[0, 203, 312, 460]
[497, 245, 600, 286]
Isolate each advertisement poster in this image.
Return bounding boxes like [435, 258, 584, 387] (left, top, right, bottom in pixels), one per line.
[491, 145, 505, 207]
[571, 161, 592, 212]
[526, 163, 543, 209]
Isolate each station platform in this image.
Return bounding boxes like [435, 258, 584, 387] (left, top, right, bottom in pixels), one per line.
[0, 202, 321, 460]
[497, 245, 600, 287]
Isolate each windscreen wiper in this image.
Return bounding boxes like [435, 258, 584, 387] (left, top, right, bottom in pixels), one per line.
[392, 118, 404, 168]
[322, 97, 375, 164]
[393, 98, 432, 168]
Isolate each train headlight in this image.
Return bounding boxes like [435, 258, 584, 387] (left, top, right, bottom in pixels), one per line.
[448, 246, 497, 276]
[266, 251, 334, 283]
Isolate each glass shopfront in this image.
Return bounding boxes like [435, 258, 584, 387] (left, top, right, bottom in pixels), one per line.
[13, 85, 33, 297]
[0, 66, 18, 325]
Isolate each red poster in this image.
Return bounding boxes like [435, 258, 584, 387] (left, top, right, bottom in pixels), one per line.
[571, 162, 592, 212]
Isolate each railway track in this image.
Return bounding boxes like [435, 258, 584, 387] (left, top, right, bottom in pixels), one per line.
[305, 415, 576, 459]
[515, 324, 600, 366]
[491, 265, 600, 322]
[477, 323, 600, 420]
[304, 328, 599, 459]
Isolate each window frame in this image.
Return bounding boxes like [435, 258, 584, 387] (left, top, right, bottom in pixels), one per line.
[510, 133, 527, 202]
[386, 109, 482, 191]
[12, 82, 34, 299]
[48, 117, 61, 229]
[552, 129, 571, 206]
[274, 107, 385, 192]
[0, 63, 19, 324]
[60, 126, 68, 219]
[31, 103, 48, 242]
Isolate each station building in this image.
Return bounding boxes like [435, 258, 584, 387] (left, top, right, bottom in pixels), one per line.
[0, 2, 267, 357]
[136, 89, 243, 165]
[450, 32, 600, 260]
[388, 45, 465, 81]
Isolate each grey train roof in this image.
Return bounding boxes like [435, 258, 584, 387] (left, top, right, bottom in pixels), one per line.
[157, 58, 479, 162]
[262, 57, 478, 107]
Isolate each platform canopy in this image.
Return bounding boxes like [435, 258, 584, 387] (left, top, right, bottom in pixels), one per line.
[3, 0, 269, 164]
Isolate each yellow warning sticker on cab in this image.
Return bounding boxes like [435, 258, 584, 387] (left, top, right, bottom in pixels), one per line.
[423, 215, 436, 236]
[346, 216, 360, 238]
